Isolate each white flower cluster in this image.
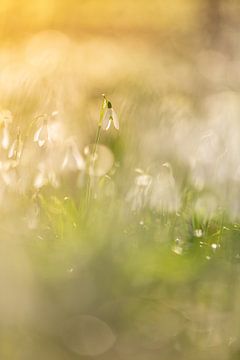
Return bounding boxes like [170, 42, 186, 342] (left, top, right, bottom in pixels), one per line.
[127, 164, 180, 213]
[0, 101, 119, 200]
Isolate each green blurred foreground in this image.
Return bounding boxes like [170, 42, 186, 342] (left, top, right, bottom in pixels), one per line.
[0, 1, 240, 359]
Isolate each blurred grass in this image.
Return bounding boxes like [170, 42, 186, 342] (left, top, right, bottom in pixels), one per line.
[0, 1, 240, 359]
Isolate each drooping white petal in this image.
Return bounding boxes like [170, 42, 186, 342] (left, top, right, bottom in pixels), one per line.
[33, 127, 41, 142]
[62, 140, 85, 171]
[8, 136, 23, 160]
[48, 171, 60, 188]
[62, 153, 69, 170]
[106, 118, 112, 131]
[8, 140, 17, 158]
[112, 109, 119, 130]
[34, 123, 49, 147]
[102, 109, 111, 130]
[34, 170, 46, 189]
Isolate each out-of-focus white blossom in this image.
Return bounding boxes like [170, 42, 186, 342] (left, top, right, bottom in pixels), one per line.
[48, 120, 64, 143]
[62, 138, 85, 172]
[0, 160, 18, 188]
[0, 110, 13, 150]
[34, 118, 50, 147]
[102, 101, 119, 131]
[126, 169, 152, 211]
[127, 164, 180, 213]
[149, 163, 180, 213]
[34, 111, 64, 148]
[194, 229, 203, 238]
[135, 173, 152, 187]
[8, 128, 23, 161]
[34, 163, 60, 189]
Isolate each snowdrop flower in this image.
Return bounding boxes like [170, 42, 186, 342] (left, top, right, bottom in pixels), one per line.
[34, 116, 50, 147]
[126, 169, 152, 211]
[102, 98, 119, 131]
[0, 109, 12, 150]
[62, 138, 85, 172]
[48, 120, 64, 143]
[8, 127, 23, 161]
[0, 160, 18, 188]
[34, 163, 59, 189]
[34, 111, 63, 147]
[135, 173, 152, 188]
[149, 163, 180, 213]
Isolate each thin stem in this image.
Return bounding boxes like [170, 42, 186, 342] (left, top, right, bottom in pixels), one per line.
[218, 210, 225, 244]
[86, 125, 102, 206]
[92, 125, 102, 159]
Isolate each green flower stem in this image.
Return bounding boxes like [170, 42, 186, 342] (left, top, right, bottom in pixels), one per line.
[86, 124, 102, 206]
[85, 95, 107, 207]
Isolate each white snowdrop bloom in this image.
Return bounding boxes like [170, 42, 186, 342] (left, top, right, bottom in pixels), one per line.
[194, 229, 203, 238]
[126, 171, 152, 211]
[34, 111, 63, 146]
[8, 138, 22, 160]
[48, 120, 64, 143]
[34, 119, 50, 147]
[62, 138, 85, 172]
[8, 128, 23, 160]
[48, 171, 60, 188]
[102, 101, 119, 131]
[34, 169, 46, 189]
[135, 174, 152, 188]
[34, 163, 59, 189]
[0, 110, 12, 149]
[47, 111, 65, 143]
[1, 170, 17, 188]
[149, 164, 180, 213]
[0, 160, 18, 188]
